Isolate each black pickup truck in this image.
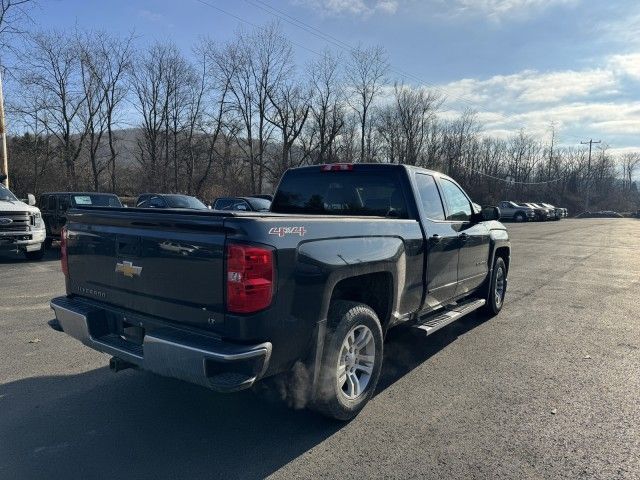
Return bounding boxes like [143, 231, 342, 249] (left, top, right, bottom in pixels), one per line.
[50, 164, 510, 420]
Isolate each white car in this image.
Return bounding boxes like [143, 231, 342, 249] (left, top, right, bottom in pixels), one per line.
[0, 181, 46, 260]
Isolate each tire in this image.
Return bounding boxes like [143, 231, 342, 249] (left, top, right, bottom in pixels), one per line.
[484, 257, 507, 317]
[311, 300, 384, 421]
[514, 212, 525, 222]
[24, 244, 45, 261]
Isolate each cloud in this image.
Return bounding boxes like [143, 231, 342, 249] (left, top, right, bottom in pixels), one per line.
[442, 68, 617, 106]
[431, 61, 640, 150]
[293, 0, 577, 19]
[292, 0, 399, 16]
[608, 53, 640, 81]
[445, 0, 579, 20]
[138, 9, 164, 23]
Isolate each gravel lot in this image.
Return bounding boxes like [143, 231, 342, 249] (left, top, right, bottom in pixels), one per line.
[1, 218, 638, 480]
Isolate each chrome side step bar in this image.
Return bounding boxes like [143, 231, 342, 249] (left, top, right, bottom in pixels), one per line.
[413, 298, 486, 336]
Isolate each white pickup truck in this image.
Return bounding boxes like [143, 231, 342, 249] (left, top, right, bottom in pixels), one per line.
[0, 179, 46, 260]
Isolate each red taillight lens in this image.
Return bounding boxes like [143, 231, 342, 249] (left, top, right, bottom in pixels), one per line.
[60, 226, 68, 276]
[226, 244, 273, 314]
[320, 163, 354, 172]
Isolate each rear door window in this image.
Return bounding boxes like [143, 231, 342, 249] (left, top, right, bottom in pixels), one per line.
[415, 173, 445, 221]
[439, 179, 472, 222]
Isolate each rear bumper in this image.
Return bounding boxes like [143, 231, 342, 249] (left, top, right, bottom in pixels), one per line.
[50, 296, 272, 392]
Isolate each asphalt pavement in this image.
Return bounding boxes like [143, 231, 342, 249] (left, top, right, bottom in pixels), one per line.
[0, 219, 638, 479]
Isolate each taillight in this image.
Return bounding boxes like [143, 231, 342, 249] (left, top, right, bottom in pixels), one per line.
[60, 226, 68, 276]
[320, 163, 354, 172]
[226, 244, 273, 314]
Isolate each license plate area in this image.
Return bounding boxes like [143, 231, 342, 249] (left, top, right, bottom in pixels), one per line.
[105, 311, 145, 346]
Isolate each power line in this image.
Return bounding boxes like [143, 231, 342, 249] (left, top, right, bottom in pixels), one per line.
[241, 0, 590, 144]
[461, 166, 563, 185]
[194, 0, 323, 57]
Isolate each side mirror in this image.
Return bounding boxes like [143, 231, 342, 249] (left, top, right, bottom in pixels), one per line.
[482, 206, 501, 221]
[27, 193, 36, 206]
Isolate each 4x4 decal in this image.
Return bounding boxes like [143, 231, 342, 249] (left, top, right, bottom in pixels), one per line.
[268, 226, 306, 237]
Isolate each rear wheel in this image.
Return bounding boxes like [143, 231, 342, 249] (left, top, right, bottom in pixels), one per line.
[484, 257, 507, 316]
[311, 301, 383, 421]
[514, 212, 525, 222]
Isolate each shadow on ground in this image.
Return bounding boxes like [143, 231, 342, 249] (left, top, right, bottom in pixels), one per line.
[0, 248, 59, 264]
[0, 313, 487, 479]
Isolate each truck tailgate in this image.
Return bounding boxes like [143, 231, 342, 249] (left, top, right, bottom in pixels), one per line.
[65, 208, 228, 329]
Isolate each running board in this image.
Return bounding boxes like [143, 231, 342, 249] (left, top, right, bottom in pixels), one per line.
[413, 298, 486, 336]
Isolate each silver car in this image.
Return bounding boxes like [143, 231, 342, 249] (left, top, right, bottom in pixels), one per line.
[499, 201, 536, 222]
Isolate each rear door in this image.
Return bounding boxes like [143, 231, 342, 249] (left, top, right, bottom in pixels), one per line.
[438, 178, 490, 297]
[414, 172, 459, 309]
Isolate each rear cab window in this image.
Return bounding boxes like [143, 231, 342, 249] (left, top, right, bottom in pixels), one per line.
[271, 166, 409, 218]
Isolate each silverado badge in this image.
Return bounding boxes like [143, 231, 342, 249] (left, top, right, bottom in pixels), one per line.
[115, 260, 142, 278]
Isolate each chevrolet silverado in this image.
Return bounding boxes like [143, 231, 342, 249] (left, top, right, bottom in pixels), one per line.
[49, 164, 510, 420]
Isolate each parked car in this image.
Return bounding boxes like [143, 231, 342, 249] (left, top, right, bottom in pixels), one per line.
[0, 177, 46, 260]
[498, 201, 536, 222]
[523, 202, 554, 221]
[50, 163, 510, 420]
[212, 196, 271, 212]
[39, 192, 122, 247]
[135, 194, 209, 210]
[537, 202, 563, 220]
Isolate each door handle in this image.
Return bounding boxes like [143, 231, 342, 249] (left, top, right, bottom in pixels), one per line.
[459, 233, 469, 242]
[430, 234, 442, 243]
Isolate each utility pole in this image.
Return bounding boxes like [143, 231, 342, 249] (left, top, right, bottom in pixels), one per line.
[580, 138, 601, 211]
[0, 67, 8, 188]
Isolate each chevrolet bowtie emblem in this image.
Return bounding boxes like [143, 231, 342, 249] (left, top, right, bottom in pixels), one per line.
[115, 261, 142, 278]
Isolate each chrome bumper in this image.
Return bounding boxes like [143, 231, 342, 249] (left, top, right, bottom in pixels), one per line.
[50, 296, 272, 392]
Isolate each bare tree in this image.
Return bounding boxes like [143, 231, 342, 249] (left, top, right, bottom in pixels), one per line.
[132, 42, 181, 192]
[21, 31, 90, 189]
[378, 82, 441, 165]
[345, 44, 388, 162]
[266, 82, 310, 181]
[89, 32, 133, 192]
[0, 0, 35, 50]
[305, 49, 344, 164]
[621, 152, 640, 191]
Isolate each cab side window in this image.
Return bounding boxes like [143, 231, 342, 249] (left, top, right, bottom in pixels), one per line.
[58, 195, 70, 211]
[415, 173, 445, 221]
[48, 195, 57, 211]
[440, 179, 472, 222]
[148, 196, 166, 208]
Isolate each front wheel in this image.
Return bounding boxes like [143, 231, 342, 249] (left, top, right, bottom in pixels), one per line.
[514, 212, 525, 222]
[311, 301, 383, 421]
[484, 256, 507, 316]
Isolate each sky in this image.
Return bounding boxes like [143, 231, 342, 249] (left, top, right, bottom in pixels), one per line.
[8, 0, 640, 155]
